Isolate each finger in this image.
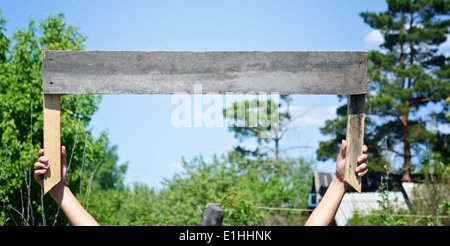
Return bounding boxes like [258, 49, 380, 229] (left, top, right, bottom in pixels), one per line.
[34, 162, 49, 170]
[61, 146, 66, 158]
[61, 146, 67, 167]
[39, 149, 44, 156]
[356, 163, 367, 172]
[38, 156, 49, 164]
[357, 153, 368, 164]
[34, 167, 47, 186]
[362, 145, 368, 154]
[339, 139, 347, 158]
[34, 168, 48, 176]
[357, 166, 368, 177]
[356, 163, 368, 176]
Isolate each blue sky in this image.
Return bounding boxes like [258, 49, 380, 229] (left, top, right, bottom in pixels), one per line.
[2, 0, 392, 189]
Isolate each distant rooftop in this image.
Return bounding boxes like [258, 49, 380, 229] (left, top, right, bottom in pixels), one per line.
[335, 191, 409, 226]
[309, 171, 423, 226]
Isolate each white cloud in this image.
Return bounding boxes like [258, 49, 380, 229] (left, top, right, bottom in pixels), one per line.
[364, 30, 384, 49]
[441, 37, 450, 48]
[167, 161, 183, 169]
[437, 123, 450, 134]
[439, 34, 450, 57]
[212, 148, 229, 157]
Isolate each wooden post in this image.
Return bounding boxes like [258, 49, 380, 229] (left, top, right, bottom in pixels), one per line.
[41, 50, 368, 194]
[344, 94, 366, 193]
[201, 204, 224, 226]
[43, 94, 61, 194]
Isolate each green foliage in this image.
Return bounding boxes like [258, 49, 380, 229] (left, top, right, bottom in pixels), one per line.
[220, 187, 264, 226]
[0, 12, 126, 225]
[86, 151, 314, 226]
[87, 184, 158, 226]
[155, 152, 313, 226]
[82, 188, 130, 225]
[376, 166, 407, 226]
[345, 211, 385, 226]
[317, 0, 450, 179]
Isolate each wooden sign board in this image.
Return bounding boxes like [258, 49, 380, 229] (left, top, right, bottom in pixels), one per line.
[42, 50, 367, 193]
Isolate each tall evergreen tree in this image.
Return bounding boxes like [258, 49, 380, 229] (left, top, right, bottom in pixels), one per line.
[317, 0, 450, 181]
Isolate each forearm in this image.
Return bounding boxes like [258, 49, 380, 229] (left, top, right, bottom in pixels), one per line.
[50, 185, 99, 226]
[304, 176, 348, 226]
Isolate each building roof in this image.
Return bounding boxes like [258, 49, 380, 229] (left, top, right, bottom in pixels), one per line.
[402, 182, 449, 202]
[310, 171, 414, 226]
[311, 172, 334, 202]
[334, 191, 409, 226]
[311, 171, 423, 194]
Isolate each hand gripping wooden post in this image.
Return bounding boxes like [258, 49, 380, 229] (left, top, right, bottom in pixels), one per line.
[42, 51, 367, 193]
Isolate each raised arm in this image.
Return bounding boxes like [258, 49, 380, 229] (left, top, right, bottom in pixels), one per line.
[34, 146, 99, 226]
[304, 140, 368, 226]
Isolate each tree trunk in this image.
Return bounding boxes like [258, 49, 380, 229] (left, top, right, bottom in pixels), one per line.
[402, 133, 412, 182]
[399, 29, 412, 182]
[400, 29, 414, 182]
[273, 138, 279, 177]
[274, 138, 279, 163]
[401, 109, 411, 182]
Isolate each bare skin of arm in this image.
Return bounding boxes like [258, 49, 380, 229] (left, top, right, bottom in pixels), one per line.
[34, 146, 99, 226]
[304, 140, 368, 226]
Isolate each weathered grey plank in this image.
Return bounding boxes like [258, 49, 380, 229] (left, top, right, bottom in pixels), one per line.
[344, 94, 366, 193]
[42, 51, 367, 95]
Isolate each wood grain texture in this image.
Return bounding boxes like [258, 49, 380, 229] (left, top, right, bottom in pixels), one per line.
[344, 94, 365, 193]
[42, 51, 367, 95]
[41, 51, 368, 193]
[43, 94, 61, 194]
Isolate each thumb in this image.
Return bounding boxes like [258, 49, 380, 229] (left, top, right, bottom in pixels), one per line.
[61, 146, 67, 167]
[339, 139, 347, 159]
[60, 146, 68, 180]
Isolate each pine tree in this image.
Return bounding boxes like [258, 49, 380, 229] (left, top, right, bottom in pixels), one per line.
[223, 95, 293, 164]
[317, 0, 450, 181]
